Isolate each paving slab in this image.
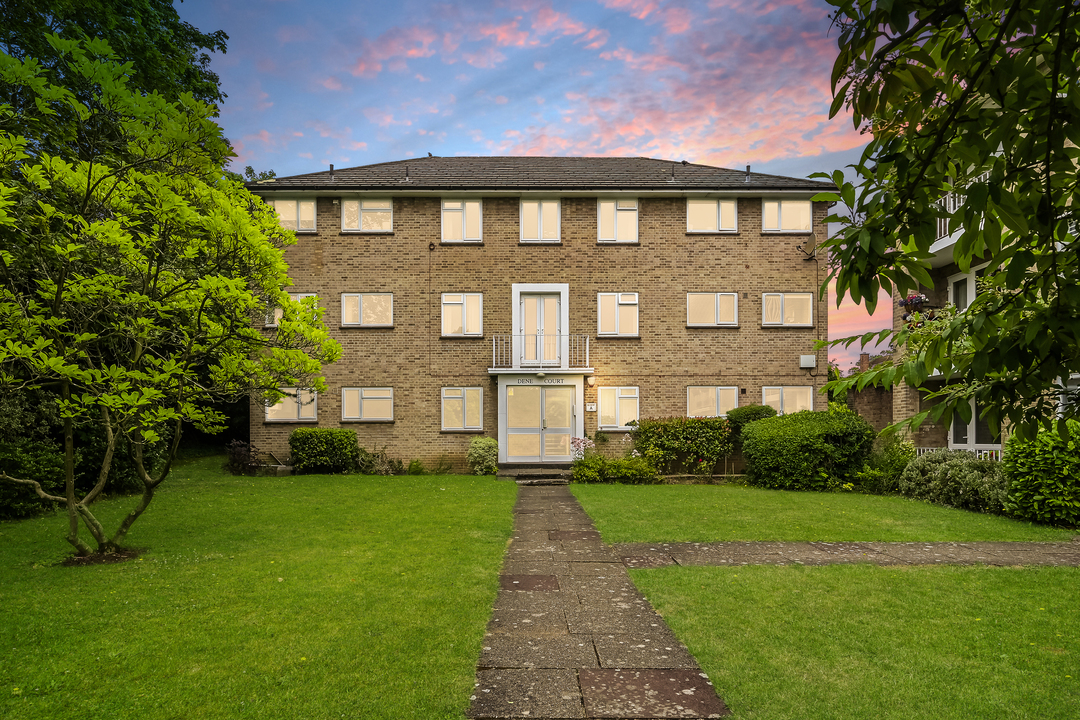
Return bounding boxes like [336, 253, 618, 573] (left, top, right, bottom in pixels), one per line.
[502, 561, 573, 576]
[485, 608, 568, 636]
[578, 668, 730, 718]
[549, 530, 602, 541]
[565, 606, 667, 634]
[501, 574, 561, 592]
[567, 561, 627, 575]
[492, 590, 579, 612]
[478, 634, 600, 669]
[621, 554, 678, 569]
[469, 669, 584, 719]
[592, 633, 699, 669]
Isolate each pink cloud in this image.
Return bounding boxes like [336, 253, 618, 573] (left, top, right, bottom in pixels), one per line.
[534, 61, 546, 70]
[415, 73, 431, 82]
[579, 28, 610, 50]
[662, 7, 693, 34]
[343, 140, 368, 151]
[531, 5, 587, 36]
[276, 25, 312, 44]
[349, 26, 439, 77]
[321, 76, 343, 91]
[305, 120, 351, 140]
[478, 18, 532, 47]
[600, 0, 660, 20]
[494, 95, 509, 104]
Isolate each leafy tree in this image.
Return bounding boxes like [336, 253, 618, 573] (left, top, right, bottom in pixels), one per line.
[0, 37, 340, 555]
[816, 0, 1080, 440]
[0, 0, 228, 105]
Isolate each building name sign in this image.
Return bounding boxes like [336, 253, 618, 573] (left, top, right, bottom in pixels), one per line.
[516, 378, 566, 385]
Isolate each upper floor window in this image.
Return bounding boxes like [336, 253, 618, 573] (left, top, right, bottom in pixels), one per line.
[442, 387, 483, 431]
[521, 199, 560, 242]
[342, 387, 394, 421]
[763, 386, 813, 414]
[687, 386, 738, 418]
[762, 200, 811, 232]
[442, 200, 482, 242]
[342, 293, 393, 327]
[268, 199, 315, 232]
[948, 263, 988, 312]
[598, 199, 638, 242]
[598, 293, 639, 336]
[687, 293, 737, 326]
[267, 292, 316, 327]
[762, 292, 813, 327]
[687, 198, 736, 232]
[265, 387, 317, 422]
[598, 386, 639, 430]
[342, 199, 393, 232]
[442, 293, 483, 336]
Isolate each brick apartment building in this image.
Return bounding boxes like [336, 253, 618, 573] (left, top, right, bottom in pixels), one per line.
[247, 156, 836, 468]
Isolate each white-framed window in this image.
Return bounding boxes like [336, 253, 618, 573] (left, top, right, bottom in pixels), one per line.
[947, 263, 989, 312]
[341, 293, 393, 327]
[267, 198, 316, 232]
[598, 293, 639, 336]
[687, 386, 738, 417]
[342, 198, 393, 232]
[442, 199, 482, 242]
[686, 198, 736, 232]
[762, 199, 812, 232]
[762, 292, 814, 327]
[598, 199, 638, 242]
[442, 293, 483, 336]
[763, 386, 814, 414]
[950, 398, 1000, 453]
[598, 386, 639, 430]
[342, 387, 394, 421]
[267, 292, 316, 327]
[442, 387, 483, 430]
[265, 387, 317, 422]
[521, 199, 560, 242]
[687, 293, 737, 326]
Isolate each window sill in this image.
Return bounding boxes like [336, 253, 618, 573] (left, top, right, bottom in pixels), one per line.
[761, 230, 813, 235]
[685, 231, 738, 236]
[341, 419, 395, 424]
[440, 241, 484, 246]
[341, 325, 395, 329]
[597, 334, 640, 339]
[686, 325, 740, 329]
[598, 428, 634, 433]
[339, 231, 395, 236]
[597, 241, 640, 246]
[441, 334, 485, 339]
[762, 324, 814, 329]
[263, 419, 318, 424]
[518, 241, 563, 246]
[439, 429, 486, 434]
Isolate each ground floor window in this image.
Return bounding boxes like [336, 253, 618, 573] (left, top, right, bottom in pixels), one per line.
[762, 386, 813, 414]
[342, 387, 394, 421]
[950, 398, 1000, 452]
[265, 388, 317, 422]
[687, 386, 738, 417]
[442, 387, 483, 430]
[598, 386, 639, 429]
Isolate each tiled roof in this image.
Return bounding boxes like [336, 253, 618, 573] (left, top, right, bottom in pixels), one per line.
[248, 156, 835, 192]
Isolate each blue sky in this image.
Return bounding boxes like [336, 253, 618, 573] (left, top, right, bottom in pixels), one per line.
[174, 0, 892, 366]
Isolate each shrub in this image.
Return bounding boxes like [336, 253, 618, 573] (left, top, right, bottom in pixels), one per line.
[357, 446, 405, 476]
[1002, 420, 1080, 527]
[742, 406, 874, 491]
[570, 452, 661, 484]
[289, 428, 361, 474]
[0, 440, 64, 520]
[725, 404, 778, 444]
[856, 433, 916, 494]
[467, 436, 499, 476]
[407, 459, 427, 475]
[631, 416, 733, 474]
[897, 449, 1008, 514]
[225, 440, 266, 475]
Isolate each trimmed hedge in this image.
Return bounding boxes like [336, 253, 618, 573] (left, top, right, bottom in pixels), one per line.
[570, 454, 661, 484]
[898, 448, 1008, 513]
[631, 416, 733, 475]
[725, 404, 778, 443]
[742, 406, 874, 491]
[1003, 420, 1080, 527]
[0, 440, 64, 520]
[467, 436, 499, 475]
[855, 433, 916, 494]
[289, 428, 361, 474]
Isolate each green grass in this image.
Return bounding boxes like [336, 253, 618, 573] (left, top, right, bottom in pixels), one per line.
[0, 456, 516, 720]
[571, 483, 1077, 542]
[632, 564, 1080, 719]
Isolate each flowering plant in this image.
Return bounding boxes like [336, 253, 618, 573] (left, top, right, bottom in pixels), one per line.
[897, 293, 928, 308]
[570, 436, 595, 460]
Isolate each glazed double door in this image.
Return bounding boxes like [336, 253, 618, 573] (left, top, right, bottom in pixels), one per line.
[505, 385, 574, 462]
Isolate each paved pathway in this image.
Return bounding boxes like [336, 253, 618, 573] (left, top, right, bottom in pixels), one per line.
[467, 486, 1080, 719]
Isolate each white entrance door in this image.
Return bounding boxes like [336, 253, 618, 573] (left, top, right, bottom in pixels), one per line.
[521, 294, 561, 366]
[505, 385, 574, 462]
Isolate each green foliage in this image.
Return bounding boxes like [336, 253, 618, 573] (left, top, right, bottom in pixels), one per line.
[570, 452, 661, 485]
[357, 446, 405, 476]
[224, 440, 264, 476]
[466, 436, 499, 476]
[856, 432, 917, 494]
[0, 440, 63, 519]
[818, 0, 1080, 440]
[407, 459, 427, 475]
[631, 416, 733, 474]
[898, 449, 1008, 514]
[289, 429, 360, 474]
[1002, 420, 1080, 527]
[724, 404, 778, 446]
[742, 406, 874, 491]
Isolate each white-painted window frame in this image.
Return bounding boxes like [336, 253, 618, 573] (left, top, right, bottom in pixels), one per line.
[686, 198, 737, 233]
[947, 262, 990, 313]
[598, 386, 639, 430]
[265, 387, 318, 422]
[267, 292, 317, 327]
[520, 198, 561, 243]
[441, 199, 483, 242]
[686, 292, 738, 327]
[267, 198, 316, 233]
[762, 292, 814, 327]
[341, 198, 393, 233]
[597, 292, 639, 337]
[441, 387, 484, 431]
[342, 387, 394, 422]
[686, 386, 739, 418]
[441, 293, 483, 336]
[597, 198, 639, 242]
[762, 199, 812, 233]
[340, 293, 393, 328]
[762, 386, 814, 414]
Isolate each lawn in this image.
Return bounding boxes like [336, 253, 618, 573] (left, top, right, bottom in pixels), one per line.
[571, 483, 1078, 543]
[572, 483, 1079, 720]
[0, 456, 517, 720]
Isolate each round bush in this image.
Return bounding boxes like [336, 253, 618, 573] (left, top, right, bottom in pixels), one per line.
[725, 404, 778, 443]
[289, 428, 361, 473]
[741, 406, 874, 491]
[897, 449, 1008, 514]
[1002, 420, 1080, 527]
[467, 436, 499, 476]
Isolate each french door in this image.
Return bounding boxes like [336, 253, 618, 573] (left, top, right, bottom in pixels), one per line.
[505, 385, 574, 462]
[520, 294, 561, 366]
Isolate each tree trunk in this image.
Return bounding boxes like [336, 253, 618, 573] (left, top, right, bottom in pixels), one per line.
[61, 383, 94, 556]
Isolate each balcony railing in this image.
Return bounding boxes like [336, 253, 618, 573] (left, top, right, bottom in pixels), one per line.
[916, 446, 1001, 461]
[936, 171, 991, 241]
[491, 334, 590, 369]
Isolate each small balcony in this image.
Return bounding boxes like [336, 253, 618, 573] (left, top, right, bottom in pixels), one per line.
[491, 334, 591, 370]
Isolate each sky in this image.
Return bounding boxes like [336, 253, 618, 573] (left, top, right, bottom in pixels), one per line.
[174, 0, 892, 369]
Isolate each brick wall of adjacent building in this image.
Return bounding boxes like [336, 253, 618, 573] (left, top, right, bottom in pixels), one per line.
[250, 195, 831, 468]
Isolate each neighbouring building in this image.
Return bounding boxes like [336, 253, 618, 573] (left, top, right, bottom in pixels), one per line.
[247, 156, 836, 468]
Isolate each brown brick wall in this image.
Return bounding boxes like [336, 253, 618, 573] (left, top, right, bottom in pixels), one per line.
[251, 195, 830, 468]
